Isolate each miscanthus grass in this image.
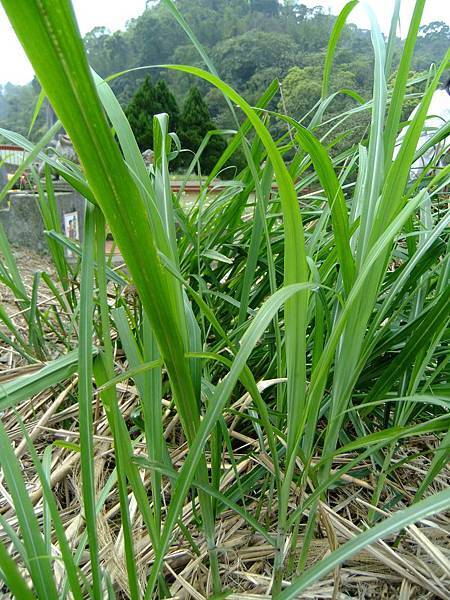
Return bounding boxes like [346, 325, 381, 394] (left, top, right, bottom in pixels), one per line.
[0, 0, 449, 597]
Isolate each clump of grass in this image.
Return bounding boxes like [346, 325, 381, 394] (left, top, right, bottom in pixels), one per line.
[0, 0, 449, 598]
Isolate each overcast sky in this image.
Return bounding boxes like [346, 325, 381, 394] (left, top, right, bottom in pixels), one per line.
[1, 0, 449, 86]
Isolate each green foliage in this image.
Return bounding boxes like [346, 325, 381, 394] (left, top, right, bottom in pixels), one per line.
[388, 70, 428, 122]
[1, 0, 448, 142]
[414, 21, 450, 71]
[251, 0, 279, 16]
[280, 64, 368, 152]
[125, 77, 225, 172]
[179, 85, 226, 172]
[212, 30, 298, 102]
[0, 80, 46, 140]
[125, 77, 179, 150]
[280, 66, 322, 123]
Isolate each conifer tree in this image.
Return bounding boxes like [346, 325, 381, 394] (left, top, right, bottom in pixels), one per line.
[125, 76, 155, 150]
[154, 80, 180, 131]
[179, 86, 226, 173]
[126, 76, 180, 150]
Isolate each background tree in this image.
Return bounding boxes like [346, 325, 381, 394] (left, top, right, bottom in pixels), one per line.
[154, 80, 180, 131]
[251, 0, 279, 16]
[2, 0, 448, 157]
[125, 77, 180, 150]
[179, 86, 226, 173]
[413, 22, 450, 71]
[212, 30, 298, 95]
[84, 26, 135, 101]
[125, 76, 156, 150]
[0, 80, 45, 140]
[280, 66, 322, 124]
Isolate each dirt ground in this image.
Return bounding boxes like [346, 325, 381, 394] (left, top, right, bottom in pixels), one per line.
[0, 247, 55, 313]
[0, 247, 56, 369]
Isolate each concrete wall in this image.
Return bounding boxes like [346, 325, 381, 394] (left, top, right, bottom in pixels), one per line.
[0, 166, 7, 189]
[0, 190, 85, 253]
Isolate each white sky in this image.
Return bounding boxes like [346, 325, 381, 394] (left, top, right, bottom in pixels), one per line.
[0, 0, 449, 86]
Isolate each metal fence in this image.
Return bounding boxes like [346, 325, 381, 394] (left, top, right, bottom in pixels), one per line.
[0, 145, 29, 167]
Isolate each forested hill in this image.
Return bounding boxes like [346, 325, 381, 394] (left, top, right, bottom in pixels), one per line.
[1, 0, 449, 139]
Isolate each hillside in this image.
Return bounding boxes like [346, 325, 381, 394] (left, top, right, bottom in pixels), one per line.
[1, 0, 448, 141]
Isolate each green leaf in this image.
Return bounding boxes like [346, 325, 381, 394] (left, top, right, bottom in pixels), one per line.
[145, 283, 316, 596]
[0, 350, 87, 412]
[78, 203, 102, 598]
[322, 1, 359, 98]
[0, 538, 36, 600]
[0, 420, 58, 600]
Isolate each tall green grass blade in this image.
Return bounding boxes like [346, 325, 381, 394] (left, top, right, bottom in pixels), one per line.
[238, 159, 273, 325]
[0, 539, 36, 600]
[145, 283, 316, 596]
[322, 1, 358, 99]
[93, 208, 141, 599]
[37, 166, 70, 291]
[378, 51, 450, 233]
[384, 0, 426, 166]
[264, 111, 355, 294]
[28, 272, 46, 360]
[0, 349, 85, 411]
[42, 446, 52, 559]
[0, 420, 58, 600]
[0, 222, 28, 300]
[356, 5, 387, 266]
[0, 123, 63, 203]
[385, 0, 401, 78]
[78, 202, 102, 598]
[28, 89, 46, 137]
[17, 419, 86, 600]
